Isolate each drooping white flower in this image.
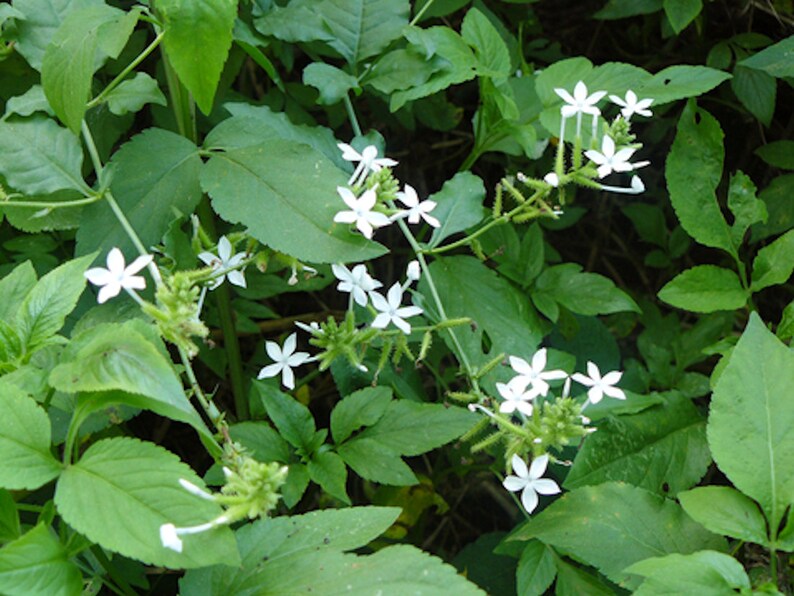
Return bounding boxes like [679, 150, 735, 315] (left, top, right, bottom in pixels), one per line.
[609, 90, 653, 120]
[333, 186, 391, 239]
[393, 184, 440, 228]
[198, 236, 247, 290]
[295, 320, 323, 335]
[598, 174, 646, 195]
[509, 348, 567, 397]
[337, 143, 398, 187]
[496, 377, 536, 417]
[503, 454, 561, 514]
[406, 260, 421, 283]
[331, 263, 382, 307]
[584, 135, 640, 179]
[572, 361, 626, 404]
[544, 172, 560, 187]
[554, 81, 606, 118]
[159, 515, 230, 553]
[257, 333, 312, 390]
[178, 478, 215, 501]
[84, 248, 153, 304]
[370, 282, 423, 334]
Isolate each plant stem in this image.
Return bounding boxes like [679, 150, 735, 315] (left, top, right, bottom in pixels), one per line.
[410, 0, 436, 25]
[343, 94, 363, 138]
[0, 195, 103, 209]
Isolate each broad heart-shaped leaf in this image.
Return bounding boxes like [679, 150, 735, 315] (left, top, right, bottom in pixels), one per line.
[15, 253, 94, 351]
[426, 171, 487, 248]
[55, 437, 239, 568]
[626, 551, 751, 595]
[0, 524, 82, 596]
[104, 72, 168, 115]
[318, 0, 409, 65]
[708, 313, 794, 530]
[663, 0, 702, 33]
[739, 34, 794, 78]
[678, 486, 768, 545]
[76, 128, 202, 259]
[658, 265, 748, 313]
[732, 65, 776, 127]
[637, 66, 731, 105]
[751, 229, 794, 292]
[510, 483, 726, 587]
[565, 392, 710, 496]
[159, 0, 237, 114]
[0, 117, 87, 195]
[201, 140, 387, 263]
[0, 383, 62, 490]
[666, 102, 734, 255]
[330, 386, 391, 444]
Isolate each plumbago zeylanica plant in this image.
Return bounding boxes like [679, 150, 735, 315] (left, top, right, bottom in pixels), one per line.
[0, 0, 793, 594]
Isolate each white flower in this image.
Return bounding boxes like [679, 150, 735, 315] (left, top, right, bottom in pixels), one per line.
[503, 454, 561, 514]
[509, 348, 567, 397]
[406, 260, 421, 282]
[598, 174, 646, 195]
[609, 90, 653, 120]
[572, 361, 626, 404]
[393, 184, 440, 228]
[544, 172, 560, 187]
[295, 320, 323, 335]
[333, 186, 391, 239]
[370, 283, 423, 334]
[257, 333, 312, 390]
[198, 236, 246, 290]
[554, 81, 606, 118]
[584, 135, 639, 179]
[84, 248, 153, 304]
[496, 377, 536, 417]
[337, 143, 398, 187]
[178, 478, 215, 501]
[331, 263, 382, 307]
[159, 523, 183, 553]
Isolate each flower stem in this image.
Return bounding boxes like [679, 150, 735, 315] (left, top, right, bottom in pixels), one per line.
[0, 195, 103, 209]
[343, 94, 363, 138]
[410, 0, 436, 25]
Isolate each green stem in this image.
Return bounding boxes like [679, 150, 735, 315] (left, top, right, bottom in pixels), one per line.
[0, 195, 103, 209]
[343, 94, 363, 138]
[87, 31, 165, 109]
[770, 547, 778, 587]
[178, 345, 225, 434]
[410, 0, 436, 25]
[161, 50, 196, 141]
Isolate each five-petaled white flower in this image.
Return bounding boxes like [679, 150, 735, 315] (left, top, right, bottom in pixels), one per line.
[370, 282, 423, 334]
[331, 263, 382, 307]
[337, 143, 398, 187]
[84, 248, 153, 304]
[572, 361, 626, 404]
[609, 90, 653, 120]
[393, 184, 440, 228]
[334, 186, 391, 239]
[198, 236, 246, 290]
[496, 377, 536, 417]
[584, 135, 648, 179]
[554, 81, 606, 118]
[503, 454, 561, 514]
[509, 348, 567, 397]
[257, 333, 312, 390]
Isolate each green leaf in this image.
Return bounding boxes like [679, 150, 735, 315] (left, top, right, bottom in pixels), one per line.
[751, 229, 794, 292]
[364, 48, 437, 94]
[708, 312, 794, 529]
[201, 140, 387, 263]
[159, 0, 237, 114]
[663, 0, 702, 33]
[665, 102, 734, 254]
[534, 264, 640, 317]
[0, 117, 86, 195]
[727, 170, 766, 246]
[516, 540, 556, 596]
[751, 174, 794, 242]
[2, 189, 84, 233]
[626, 551, 751, 595]
[0, 261, 37, 324]
[739, 34, 794, 78]
[511, 483, 726, 585]
[337, 437, 418, 485]
[0, 490, 21, 541]
[104, 72, 168, 116]
[678, 487, 768, 544]
[755, 140, 794, 169]
[55, 437, 239, 568]
[330, 386, 391, 444]
[565, 392, 710, 496]
[658, 265, 748, 313]
[554, 557, 614, 596]
[16, 253, 93, 350]
[3, 85, 54, 118]
[302, 63, 359, 105]
[255, 382, 317, 454]
[595, 0, 663, 20]
[638, 66, 731, 105]
[427, 172, 487, 248]
[307, 451, 349, 503]
[76, 128, 202, 260]
[0, 383, 61, 490]
[731, 65, 776, 126]
[229, 422, 291, 463]
[0, 524, 82, 596]
[461, 8, 511, 78]
[282, 463, 310, 508]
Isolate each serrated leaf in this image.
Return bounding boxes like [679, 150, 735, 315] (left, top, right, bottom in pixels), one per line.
[535, 263, 640, 316]
[739, 34, 794, 78]
[307, 451, 349, 503]
[159, 0, 237, 114]
[302, 63, 359, 105]
[708, 313, 794, 529]
[727, 170, 765, 246]
[0, 524, 82, 596]
[104, 72, 167, 115]
[627, 551, 751, 595]
[637, 66, 731, 105]
[0, 117, 87, 195]
[751, 229, 794, 292]
[427, 172, 487, 248]
[461, 8, 511, 78]
[201, 140, 387, 263]
[554, 557, 614, 596]
[255, 382, 316, 454]
[732, 65, 776, 126]
[330, 386, 391, 444]
[364, 48, 436, 94]
[516, 540, 556, 596]
[678, 486, 768, 544]
[3, 85, 54, 118]
[565, 392, 710, 496]
[0, 384, 62, 490]
[2, 189, 84, 233]
[55, 437, 239, 568]
[658, 265, 747, 313]
[663, 0, 702, 33]
[337, 438, 417, 485]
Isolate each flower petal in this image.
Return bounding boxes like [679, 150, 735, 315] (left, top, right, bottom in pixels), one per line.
[528, 454, 549, 480]
[503, 475, 527, 492]
[533, 478, 561, 495]
[510, 454, 528, 479]
[521, 486, 539, 514]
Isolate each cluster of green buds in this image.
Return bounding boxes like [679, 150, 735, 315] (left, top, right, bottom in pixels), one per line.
[142, 270, 208, 358]
[298, 312, 379, 373]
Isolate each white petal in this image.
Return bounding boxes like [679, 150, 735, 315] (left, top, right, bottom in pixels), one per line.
[509, 356, 532, 376]
[282, 333, 297, 356]
[337, 142, 361, 161]
[584, 149, 607, 165]
[97, 283, 121, 304]
[421, 212, 441, 228]
[386, 283, 403, 309]
[554, 88, 576, 104]
[503, 475, 527, 492]
[516, 402, 534, 416]
[358, 188, 378, 210]
[521, 486, 539, 514]
[281, 366, 295, 390]
[370, 291, 389, 312]
[510, 454, 528, 478]
[528, 454, 549, 480]
[530, 348, 547, 373]
[217, 236, 232, 261]
[533, 478, 561, 495]
[121, 275, 146, 291]
[586, 361, 601, 380]
[160, 524, 183, 552]
[571, 372, 594, 387]
[126, 254, 154, 276]
[286, 351, 311, 367]
[499, 400, 517, 414]
[356, 219, 374, 239]
[393, 316, 411, 334]
[371, 313, 391, 329]
[366, 212, 391, 228]
[334, 210, 357, 224]
[84, 267, 113, 286]
[601, 370, 623, 385]
[337, 186, 358, 209]
[106, 248, 125, 274]
[572, 81, 588, 101]
[609, 94, 627, 107]
[265, 340, 283, 361]
[396, 185, 419, 207]
[603, 385, 627, 400]
[227, 270, 246, 288]
[395, 305, 423, 319]
[544, 172, 559, 187]
[257, 362, 283, 380]
[198, 252, 219, 267]
[588, 386, 605, 404]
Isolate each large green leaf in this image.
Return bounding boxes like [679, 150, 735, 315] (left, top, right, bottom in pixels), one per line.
[330, 386, 391, 444]
[658, 265, 748, 313]
[678, 486, 768, 545]
[337, 437, 418, 485]
[708, 313, 794, 529]
[0, 117, 87, 195]
[461, 8, 511, 78]
[307, 451, 349, 503]
[0, 490, 21, 541]
[637, 66, 731, 105]
[104, 72, 168, 116]
[255, 382, 317, 454]
[159, 0, 237, 114]
[663, 0, 702, 33]
[565, 392, 710, 496]
[626, 551, 751, 595]
[0, 261, 37, 324]
[76, 128, 202, 259]
[201, 140, 387, 263]
[426, 172, 487, 248]
[739, 34, 794, 78]
[732, 65, 776, 126]
[511, 483, 726, 586]
[0, 524, 82, 596]
[55, 437, 239, 568]
[0, 383, 61, 490]
[751, 229, 794, 292]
